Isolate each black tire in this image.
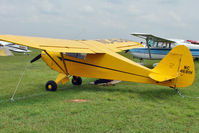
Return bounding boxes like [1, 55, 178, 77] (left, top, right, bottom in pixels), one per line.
[72, 76, 82, 85]
[45, 80, 57, 91]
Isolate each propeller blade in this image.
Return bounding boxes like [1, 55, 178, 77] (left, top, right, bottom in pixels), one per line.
[30, 54, 41, 63]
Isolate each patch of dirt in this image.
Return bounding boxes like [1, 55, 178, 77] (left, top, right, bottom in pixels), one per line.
[67, 99, 89, 103]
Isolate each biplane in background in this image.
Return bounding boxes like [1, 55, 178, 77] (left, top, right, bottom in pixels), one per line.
[130, 33, 199, 60]
[0, 35, 195, 91]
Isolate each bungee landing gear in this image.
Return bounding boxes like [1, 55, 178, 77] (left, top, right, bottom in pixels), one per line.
[45, 76, 82, 91]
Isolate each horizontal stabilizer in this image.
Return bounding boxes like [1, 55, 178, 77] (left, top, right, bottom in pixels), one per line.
[149, 73, 176, 82]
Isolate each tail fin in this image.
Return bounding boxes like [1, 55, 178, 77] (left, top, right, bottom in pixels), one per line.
[149, 45, 195, 88]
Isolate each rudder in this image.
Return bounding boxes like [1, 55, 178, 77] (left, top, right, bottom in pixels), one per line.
[149, 45, 195, 88]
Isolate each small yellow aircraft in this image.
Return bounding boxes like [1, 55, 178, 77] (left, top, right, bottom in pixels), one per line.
[0, 35, 195, 91]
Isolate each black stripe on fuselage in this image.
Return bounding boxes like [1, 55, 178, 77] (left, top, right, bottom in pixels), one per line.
[58, 57, 149, 79]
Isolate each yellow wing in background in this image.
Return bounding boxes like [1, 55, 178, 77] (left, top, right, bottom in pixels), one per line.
[0, 35, 142, 53]
[95, 39, 143, 52]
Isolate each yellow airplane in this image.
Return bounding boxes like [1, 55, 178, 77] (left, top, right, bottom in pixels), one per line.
[0, 35, 195, 91]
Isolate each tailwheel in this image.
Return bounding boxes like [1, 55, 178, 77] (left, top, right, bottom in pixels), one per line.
[45, 80, 57, 91]
[72, 76, 82, 85]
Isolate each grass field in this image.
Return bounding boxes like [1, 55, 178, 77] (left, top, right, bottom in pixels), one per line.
[0, 49, 199, 133]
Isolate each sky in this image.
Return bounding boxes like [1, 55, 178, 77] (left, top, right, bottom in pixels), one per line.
[0, 0, 198, 41]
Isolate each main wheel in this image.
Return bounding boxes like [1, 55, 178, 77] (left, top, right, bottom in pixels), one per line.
[72, 76, 82, 85]
[45, 80, 57, 91]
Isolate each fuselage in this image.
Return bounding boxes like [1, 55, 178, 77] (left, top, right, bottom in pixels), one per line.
[40, 50, 176, 87]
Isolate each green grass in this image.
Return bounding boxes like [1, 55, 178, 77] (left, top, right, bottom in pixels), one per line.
[0, 49, 199, 133]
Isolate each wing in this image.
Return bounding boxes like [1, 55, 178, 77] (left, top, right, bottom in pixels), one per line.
[0, 35, 142, 53]
[0, 35, 97, 53]
[131, 33, 175, 43]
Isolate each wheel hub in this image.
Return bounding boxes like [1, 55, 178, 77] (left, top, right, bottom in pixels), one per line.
[48, 84, 52, 89]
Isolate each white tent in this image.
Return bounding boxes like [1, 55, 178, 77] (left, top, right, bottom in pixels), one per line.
[0, 47, 14, 56]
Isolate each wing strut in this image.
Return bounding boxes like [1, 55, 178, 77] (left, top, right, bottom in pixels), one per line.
[60, 53, 69, 75]
[146, 37, 152, 59]
[44, 51, 67, 74]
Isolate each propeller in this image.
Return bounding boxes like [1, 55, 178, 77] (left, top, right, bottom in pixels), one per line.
[30, 54, 41, 63]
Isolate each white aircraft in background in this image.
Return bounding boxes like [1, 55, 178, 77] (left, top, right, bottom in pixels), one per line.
[129, 33, 199, 60]
[0, 41, 31, 53]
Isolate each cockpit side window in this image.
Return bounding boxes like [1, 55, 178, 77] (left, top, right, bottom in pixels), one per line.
[152, 42, 173, 48]
[65, 53, 87, 60]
